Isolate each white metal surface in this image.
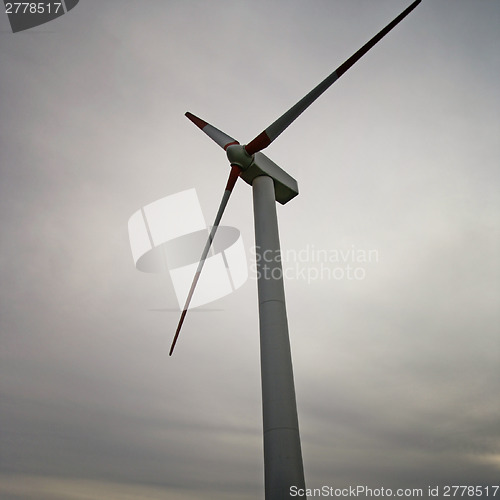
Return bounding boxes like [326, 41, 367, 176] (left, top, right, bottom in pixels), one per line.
[253, 175, 305, 499]
[241, 152, 299, 205]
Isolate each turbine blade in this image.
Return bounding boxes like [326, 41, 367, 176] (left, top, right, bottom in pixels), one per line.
[169, 164, 241, 356]
[245, 0, 421, 155]
[186, 112, 240, 150]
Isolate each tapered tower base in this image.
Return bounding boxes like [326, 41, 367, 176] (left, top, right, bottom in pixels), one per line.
[252, 175, 306, 499]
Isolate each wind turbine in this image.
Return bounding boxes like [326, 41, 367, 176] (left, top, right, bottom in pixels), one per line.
[169, 1, 421, 498]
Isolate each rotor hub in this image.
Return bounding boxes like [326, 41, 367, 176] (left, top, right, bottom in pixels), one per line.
[226, 144, 253, 170]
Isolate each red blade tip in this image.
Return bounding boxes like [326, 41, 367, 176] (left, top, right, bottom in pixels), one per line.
[185, 112, 208, 130]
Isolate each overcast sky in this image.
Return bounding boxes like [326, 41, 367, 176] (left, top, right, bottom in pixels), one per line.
[1, 1, 499, 498]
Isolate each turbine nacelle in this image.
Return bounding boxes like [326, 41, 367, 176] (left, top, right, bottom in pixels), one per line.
[225, 144, 253, 170]
[239, 152, 299, 205]
[185, 112, 299, 204]
[225, 144, 299, 205]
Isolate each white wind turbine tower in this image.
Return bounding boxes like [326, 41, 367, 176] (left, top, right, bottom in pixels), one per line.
[168, 1, 421, 498]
